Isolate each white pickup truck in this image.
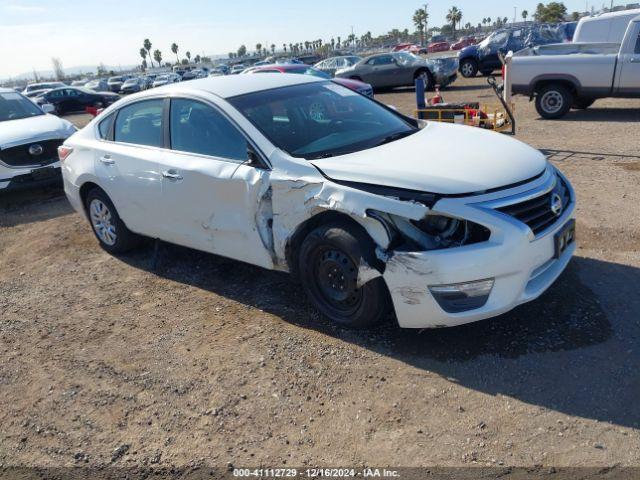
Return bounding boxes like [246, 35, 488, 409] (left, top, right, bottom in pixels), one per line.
[506, 15, 640, 119]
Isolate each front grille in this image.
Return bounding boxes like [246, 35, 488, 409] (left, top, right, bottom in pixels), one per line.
[496, 176, 571, 235]
[0, 139, 64, 168]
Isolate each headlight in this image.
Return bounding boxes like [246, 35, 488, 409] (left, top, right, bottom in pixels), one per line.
[411, 214, 491, 249]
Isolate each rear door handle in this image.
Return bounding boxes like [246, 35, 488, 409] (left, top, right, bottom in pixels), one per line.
[99, 154, 114, 165]
[162, 170, 183, 181]
[630, 58, 640, 63]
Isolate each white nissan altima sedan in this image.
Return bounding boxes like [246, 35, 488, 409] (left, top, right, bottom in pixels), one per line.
[59, 74, 576, 329]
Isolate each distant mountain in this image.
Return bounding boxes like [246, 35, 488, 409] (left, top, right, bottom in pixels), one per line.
[2, 64, 138, 82]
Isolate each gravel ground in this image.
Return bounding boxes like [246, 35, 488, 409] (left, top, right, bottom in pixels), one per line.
[1, 75, 639, 471]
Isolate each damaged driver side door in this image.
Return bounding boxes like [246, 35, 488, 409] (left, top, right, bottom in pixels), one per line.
[157, 97, 275, 269]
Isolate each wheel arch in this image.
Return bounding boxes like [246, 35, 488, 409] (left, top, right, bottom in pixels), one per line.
[532, 75, 581, 97]
[284, 210, 388, 280]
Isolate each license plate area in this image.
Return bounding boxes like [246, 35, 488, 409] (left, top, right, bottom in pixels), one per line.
[554, 219, 575, 258]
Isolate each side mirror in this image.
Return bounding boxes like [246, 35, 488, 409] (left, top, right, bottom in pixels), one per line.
[41, 103, 55, 114]
[246, 143, 262, 167]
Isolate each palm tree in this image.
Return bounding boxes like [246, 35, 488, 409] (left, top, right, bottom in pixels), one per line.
[446, 6, 463, 39]
[171, 43, 179, 64]
[186, 51, 191, 62]
[413, 7, 428, 46]
[143, 39, 153, 67]
[271, 44, 275, 54]
[194, 54, 201, 63]
[256, 43, 262, 55]
[139, 48, 147, 67]
[522, 10, 529, 23]
[153, 49, 162, 66]
[282, 43, 287, 53]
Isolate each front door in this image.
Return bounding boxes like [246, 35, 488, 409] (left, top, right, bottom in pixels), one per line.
[157, 97, 274, 269]
[93, 98, 164, 237]
[616, 24, 640, 97]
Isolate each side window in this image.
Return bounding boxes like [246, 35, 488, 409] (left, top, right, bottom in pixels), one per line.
[97, 113, 115, 140]
[635, 33, 640, 54]
[114, 99, 164, 147]
[170, 98, 247, 161]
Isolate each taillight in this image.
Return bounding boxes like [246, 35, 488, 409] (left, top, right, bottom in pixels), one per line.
[58, 146, 73, 162]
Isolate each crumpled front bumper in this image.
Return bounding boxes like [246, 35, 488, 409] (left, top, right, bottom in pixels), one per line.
[382, 169, 576, 328]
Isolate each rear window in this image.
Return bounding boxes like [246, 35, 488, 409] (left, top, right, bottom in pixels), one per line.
[114, 99, 163, 147]
[98, 113, 115, 140]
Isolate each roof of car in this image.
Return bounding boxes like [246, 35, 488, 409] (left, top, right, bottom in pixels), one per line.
[148, 73, 323, 99]
[0, 87, 17, 94]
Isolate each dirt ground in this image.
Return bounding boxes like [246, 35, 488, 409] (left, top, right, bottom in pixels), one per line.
[1, 75, 640, 471]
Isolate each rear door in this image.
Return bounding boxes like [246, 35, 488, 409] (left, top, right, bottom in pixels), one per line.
[93, 98, 164, 237]
[157, 97, 274, 269]
[615, 22, 640, 96]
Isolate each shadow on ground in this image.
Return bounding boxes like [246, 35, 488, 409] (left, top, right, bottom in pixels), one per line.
[0, 184, 73, 227]
[541, 107, 640, 123]
[120, 244, 639, 428]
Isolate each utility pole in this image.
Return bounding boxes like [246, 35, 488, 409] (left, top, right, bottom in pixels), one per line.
[513, 6, 517, 25]
[424, 3, 429, 44]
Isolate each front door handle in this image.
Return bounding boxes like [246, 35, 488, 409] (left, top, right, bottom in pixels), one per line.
[99, 154, 114, 165]
[630, 57, 640, 63]
[162, 170, 183, 181]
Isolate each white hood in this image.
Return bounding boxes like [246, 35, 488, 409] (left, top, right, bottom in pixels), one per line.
[0, 114, 76, 149]
[310, 122, 547, 195]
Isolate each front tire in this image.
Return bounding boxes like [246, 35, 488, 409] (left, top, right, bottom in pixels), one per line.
[85, 188, 142, 254]
[414, 69, 434, 91]
[459, 59, 478, 78]
[298, 222, 389, 328]
[535, 84, 573, 119]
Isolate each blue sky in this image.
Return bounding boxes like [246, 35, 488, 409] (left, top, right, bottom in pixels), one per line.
[0, 0, 603, 77]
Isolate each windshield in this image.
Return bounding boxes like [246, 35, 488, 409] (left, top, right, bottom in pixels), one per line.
[0, 91, 44, 122]
[229, 82, 416, 159]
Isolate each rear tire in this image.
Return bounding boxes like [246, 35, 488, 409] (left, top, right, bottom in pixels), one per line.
[535, 84, 573, 119]
[459, 59, 478, 78]
[84, 188, 142, 254]
[572, 98, 595, 110]
[298, 222, 389, 328]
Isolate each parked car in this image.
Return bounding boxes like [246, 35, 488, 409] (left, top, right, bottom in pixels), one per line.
[458, 24, 571, 77]
[314, 56, 362, 77]
[507, 17, 640, 118]
[427, 41, 451, 53]
[245, 64, 374, 97]
[450, 37, 477, 50]
[24, 89, 52, 99]
[0, 88, 76, 191]
[107, 76, 130, 92]
[392, 43, 422, 54]
[335, 52, 458, 90]
[230, 64, 246, 74]
[152, 74, 180, 88]
[85, 79, 111, 92]
[34, 87, 120, 115]
[23, 82, 66, 95]
[573, 8, 640, 43]
[120, 77, 144, 94]
[181, 69, 206, 81]
[59, 74, 575, 329]
[71, 79, 89, 87]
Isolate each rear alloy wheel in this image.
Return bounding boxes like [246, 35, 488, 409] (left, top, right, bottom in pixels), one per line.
[459, 59, 478, 78]
[85, 188, 142, 254]
[535, 84, 573, 119]
[298, 222, 389, 328]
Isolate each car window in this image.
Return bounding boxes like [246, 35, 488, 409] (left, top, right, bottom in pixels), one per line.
[635, 32, 640, 54]
[170, 98, 247, 161]
[98, 113, 115, 140]
[368, 55, 394, 65]
[65, 89, 80, 97]
[229, 82, 415, 159]
[49, 90, 64, 98]
[114, 99, 163, 147]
